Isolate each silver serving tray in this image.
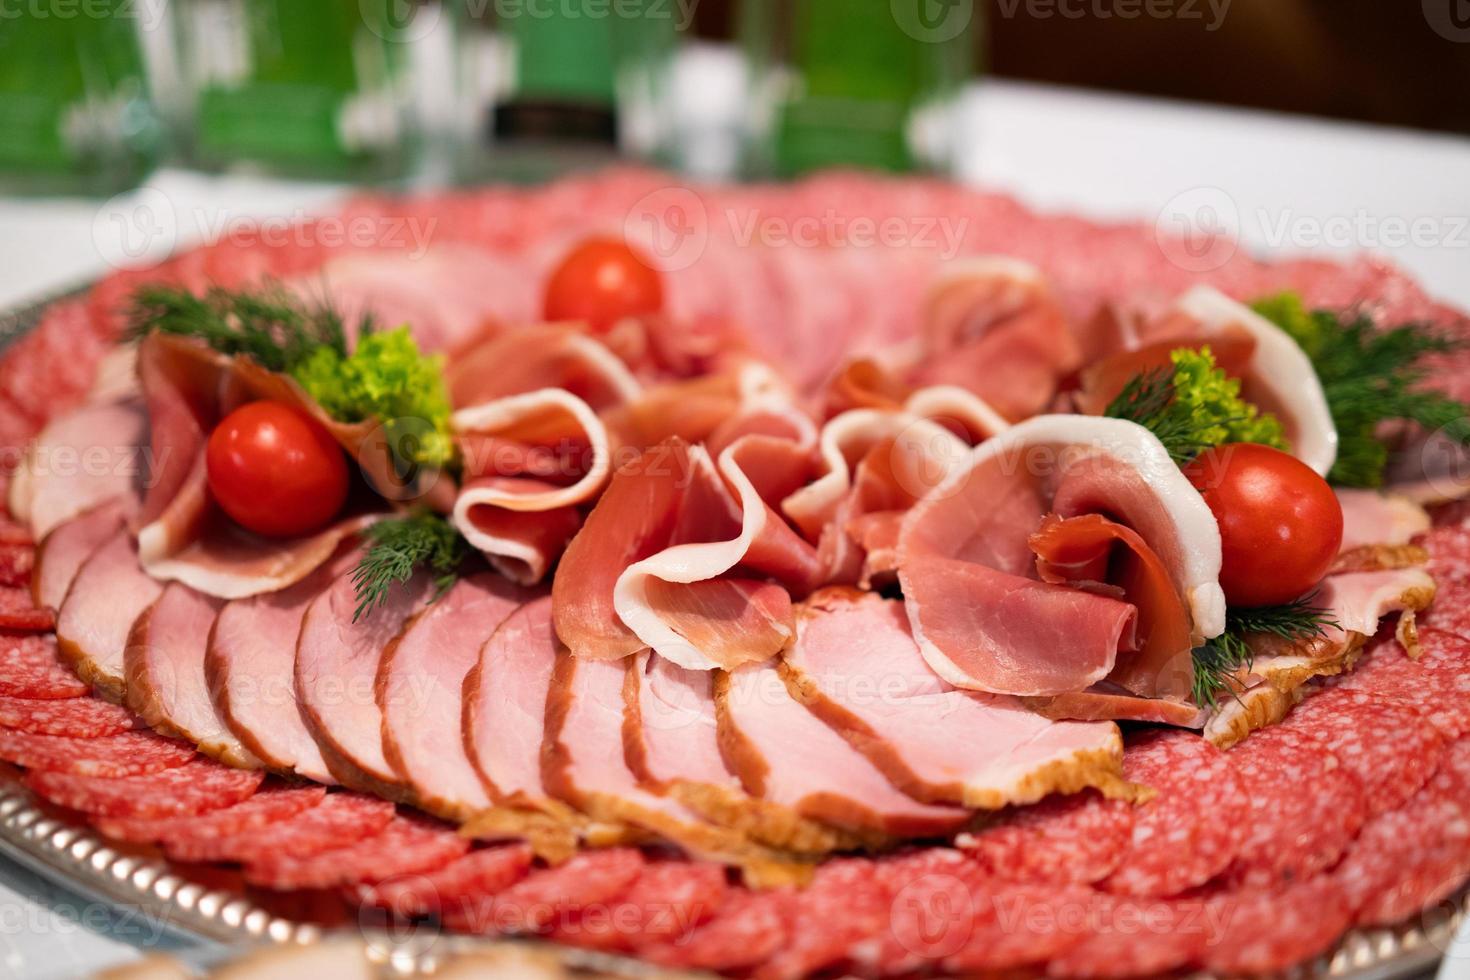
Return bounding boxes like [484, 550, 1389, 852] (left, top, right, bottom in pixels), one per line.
[0, 285, 1465, 978]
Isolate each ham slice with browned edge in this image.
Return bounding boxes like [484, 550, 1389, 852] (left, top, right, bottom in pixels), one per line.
[543, 652, 813, 885]
[780, 590, 1126, 808]
[716, 660, 970, 840]
[33, 499, 127, 612]
[624, 651, 864, 855]
[296, 565, 432, 797]
[9, 397, 146, 541]
[54, 529, 163, 700]
[379, 572, 532, 821]
[126, 582, 260, 769]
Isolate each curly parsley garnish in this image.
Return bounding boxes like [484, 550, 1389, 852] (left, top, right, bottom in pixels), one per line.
[1253, 292, 1470, 489]
[352, 513, 469, 622]
[1105, 347, 1289, 465]
[1191, 595, 1338, 708]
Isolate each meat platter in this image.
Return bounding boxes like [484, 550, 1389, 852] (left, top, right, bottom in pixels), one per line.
[1, 168, 1469, 978]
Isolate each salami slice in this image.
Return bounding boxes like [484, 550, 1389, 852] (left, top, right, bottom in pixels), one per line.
[1423, 525, 1470, 588]
[164, 792, 394, 864]
[1422, 578, 1470, 641]
[0, 588, 55, 631]
[644, 889, 796, 972]
[548, 860, 729, 952]
[0, 729, 194, 776]
[26, 758, 263, 819]
[0, 634, 87, 699]
[757, 858, 893, 979]
[442, 848, 645, 936]
[1331, 628, 1470, 738]
[355, 843, 533, 918]
[1044, 894, 1208, 979]
[941, 882, 1094, 974]
[244, 814, 469, 892]
[958, 790, 1133, 885]
[0, 516, 32, 546]
[854, 851, 982, 973]
[0, 695, 138, 737]
[1200, 879, 1352, 974]
[1220, 725, 1367, 888]
[1282, 690, 1445, 815]
[1100, 731, 1249, 897]
[95, 784, 327, 843]
[0, 544, 34, 587]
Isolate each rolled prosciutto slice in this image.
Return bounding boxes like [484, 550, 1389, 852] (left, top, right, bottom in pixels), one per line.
[206, 548, 355, 784]
[296, 565, 433, 796]
[716, 661, 970, 839]
[379, 572, 532, 820]
[9, 397, 146, 541]
[897, 415, 1225, 699]
[33, 499, 128, 612]
[780, 590, 1125, 807]
[54, 529, 163, 700]
[126, 583, 259, 768]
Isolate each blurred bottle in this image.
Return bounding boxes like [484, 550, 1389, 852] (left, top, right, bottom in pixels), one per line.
[449, 0, 678, 182]
[175, 0, 421, 181]
[740, 0, 978, 177]
[0, 0, 163, 195]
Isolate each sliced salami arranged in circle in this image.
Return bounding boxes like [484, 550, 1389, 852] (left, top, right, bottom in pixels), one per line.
[643, 888, 795, 972]
[1421, 578, 1470, 643]
[1220, 724, 1367, 889]
[26, 757, 263, 819]
[1202, 878, 1353, 975]
[1100, 731, 1249, 897]
[95, 784, 327, 844]
[442, 848, 646, 936]
[1044, 893, 1207, 979]
[944, 882, 1097, 974]
[0, 695, 138, 738]
[164, 792, 395, 864]
[758, 858, 894, 979]
[244, 814, 470, 892]
[1330, 628, 1470, 738]
[548, 860, 729, 952]
[958, 789, 1133, 885]
[355, 843, 534, 919]
[0, 587, 55, 632]
[1422, 525, 1470, 589]
[0, 729, 194, 777]
[0, 634, 87, 699]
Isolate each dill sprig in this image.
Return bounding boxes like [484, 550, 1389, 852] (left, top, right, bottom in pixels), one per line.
[1107, 366, 1221, 466]
[1191, 595, 1338, 708]
[1253, 293, 1470, 488]
[351, 513, 469, 622]
[127, 282, 362, 374]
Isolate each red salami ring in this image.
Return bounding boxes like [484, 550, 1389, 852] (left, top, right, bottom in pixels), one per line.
[547, 861, 729, 952]
[1201, 878, 1352, 975]
[244, 814, 470, 892]
[642, 889, 795, 973]
[958, 789, 1133, 885]
[442, 848, 645, 936]
[26, 758, 263, 819]
[0, 729, 194, 777]
[354, 843, 533, 919]
[1330, 628, 1470, 738]
[0, 634, 87, 699]
[0, 695, 138, 737]
[164, 791, 394, 864]
[1044, 893, 1208, 979]
[96, 784, 326, 844]
[0, 545, 35, 587]
[0, 588, 55, 631]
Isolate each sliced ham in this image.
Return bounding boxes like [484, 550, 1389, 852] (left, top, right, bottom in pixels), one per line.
[9, 397, 146, 541]
[1336, 489, 1430, 553]
[125, 583, 259, 768]
[781, 590, 1125, 807]
[33, 499, 127, 612]
[898, 415, 1224, 697]
[54, 529, 163, 700]
[379, 572, 532, 820]
[447, 325, 642, 412]
[1317, 568, 1437, 639]
[206, 549, 355, 784]
[716, 660, 970, 839]
[296, 566, 433, 795]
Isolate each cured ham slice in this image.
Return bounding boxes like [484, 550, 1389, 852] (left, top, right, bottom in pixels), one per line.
[1319, 568, 1437, 639]
[125, 583, 260, 768]
[447, 325, 642, 412]
[33, 500, 127, 612]
[1336, 489, 1430, 553]
[716, 661, 970, 839]
[132, 333, 389, 600]
[9, 397, 145, 541]
[543, 652, 811, 883]
[206, 549, 355, 784]
[54, 529, 163, 700]
[898, 415, 1225, 697]
[910, 258, 1083, 421]
[379, 572, 531, 820]
[623, 651, 862, 855]
[781, 590, 1125, 807]
[296, 565, 433, 795]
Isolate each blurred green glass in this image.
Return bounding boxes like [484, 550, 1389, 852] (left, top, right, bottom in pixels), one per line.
[0, 0, 161, 195]
[741, 0, 979, 177]
[178, 0, 417, 180]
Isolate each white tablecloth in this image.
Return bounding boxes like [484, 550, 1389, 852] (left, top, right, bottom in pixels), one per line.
[0, 76, 1468, 978]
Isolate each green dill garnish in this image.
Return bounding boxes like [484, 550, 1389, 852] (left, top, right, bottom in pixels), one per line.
[127, 283, 356, 374]
[352, 513, 469, 622]
[1191, 595, 1338, 708]
[1105, 347, 1289, 465]
[1253, 292, 1470, 488]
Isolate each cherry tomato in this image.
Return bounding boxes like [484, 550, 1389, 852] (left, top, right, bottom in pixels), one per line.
[206, 402, 349, 539]
[1182, 444, 1343, 607]
[543, 237, 664, 332]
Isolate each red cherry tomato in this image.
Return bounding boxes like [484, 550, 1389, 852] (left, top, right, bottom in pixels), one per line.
[543, 237, 664, 333]
[206, 402, 349, 539]
[1182, 444, 1344, 608]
